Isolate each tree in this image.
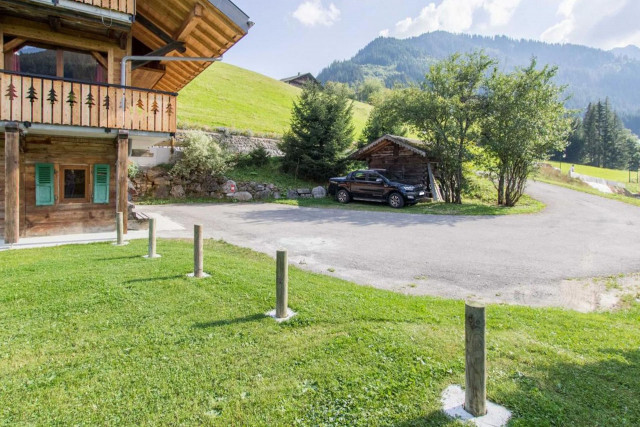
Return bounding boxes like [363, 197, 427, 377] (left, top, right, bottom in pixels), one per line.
[360, 91, 408, 147]
[280, 83, 355, 181]
[355, 78, 384, 103]
[481, 60, 571, 206]
[171, 131, 231, 179]
[398, 52, 495, 203]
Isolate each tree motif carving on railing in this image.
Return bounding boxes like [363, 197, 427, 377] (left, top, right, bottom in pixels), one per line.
[1, 71, 177, 133]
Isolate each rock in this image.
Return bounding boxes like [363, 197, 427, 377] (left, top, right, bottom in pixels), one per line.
[256, 184, 265, 191]
[267, 184, 275, 190]
[154, 185, 169, 198]
[145, 168, 165, 181]
[255, 190, 273, 200]
[153, 177, 171, 186]
[273, 191, 281, 199]
[233, 191, 253, 202]
[297, 188, 311, 195]
[312, 186, 327, 198]
[222, 180, 237, 193]
[170, 185, 185, 198]
[287, 189, 299, 199]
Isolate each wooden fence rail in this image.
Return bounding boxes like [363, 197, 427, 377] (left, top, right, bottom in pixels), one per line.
[1, 71, 176, 133]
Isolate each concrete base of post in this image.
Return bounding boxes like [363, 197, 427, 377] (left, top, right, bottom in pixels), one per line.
[143, 254, 162, 259]
[265, 308, 297, 322]
[441, 385, 511, 427]
[186, 272, 211, 278]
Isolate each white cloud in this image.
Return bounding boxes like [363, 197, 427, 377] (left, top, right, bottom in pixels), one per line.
[379, 29, 390, 37]
[540, 0, 636, 48]
[393, 0, 522, 38]
[293, 0, 341, 27]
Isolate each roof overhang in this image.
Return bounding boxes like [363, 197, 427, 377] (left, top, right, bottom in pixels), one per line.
[133, 0, 252, 92]
[348, 134, 429, 160]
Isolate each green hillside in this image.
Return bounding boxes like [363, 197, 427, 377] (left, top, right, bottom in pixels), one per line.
[178, 62, 373, 138]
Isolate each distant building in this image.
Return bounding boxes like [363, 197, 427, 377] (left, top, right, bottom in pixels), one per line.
[280, 73, 318, 88]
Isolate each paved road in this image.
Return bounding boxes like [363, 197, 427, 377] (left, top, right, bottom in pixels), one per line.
[140, 182, 640, 311]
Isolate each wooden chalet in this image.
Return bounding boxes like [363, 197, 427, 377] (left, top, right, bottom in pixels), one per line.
[280, 72, 317, 88]
[0, 0, 252, 243]
[348, 134, 442, 201]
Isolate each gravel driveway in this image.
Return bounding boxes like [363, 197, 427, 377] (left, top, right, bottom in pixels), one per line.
[140, 182, 640, 311]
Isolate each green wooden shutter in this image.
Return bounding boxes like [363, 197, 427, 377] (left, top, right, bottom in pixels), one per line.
[93, 164, 110, 204]
[35, 163, 55, 206]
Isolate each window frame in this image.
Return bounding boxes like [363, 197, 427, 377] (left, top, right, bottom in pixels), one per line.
[58, 165, 91, 204]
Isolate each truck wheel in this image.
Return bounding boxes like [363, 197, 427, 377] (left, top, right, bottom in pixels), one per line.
[337, 189, 351, 204]
[388, 192, 405, 208]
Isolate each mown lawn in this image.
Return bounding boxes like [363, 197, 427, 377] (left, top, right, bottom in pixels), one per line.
[1, 240, 639, 425]
[178, 62, 373, 138]
[547, 161, 640, 193]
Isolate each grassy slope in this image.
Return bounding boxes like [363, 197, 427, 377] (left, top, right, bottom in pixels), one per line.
[178, 62, 373, 138]
[1, 240, 639, 425]
[547, 161, 639, 193]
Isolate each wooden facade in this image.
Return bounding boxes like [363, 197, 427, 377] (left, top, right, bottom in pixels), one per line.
[349, 135, 441, 200]
[1, 0, 251, 243]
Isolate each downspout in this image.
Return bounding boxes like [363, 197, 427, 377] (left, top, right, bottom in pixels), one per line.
[120, 55, 222, 126]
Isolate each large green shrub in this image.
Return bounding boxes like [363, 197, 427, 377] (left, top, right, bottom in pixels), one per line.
[171, 131, 232, 179]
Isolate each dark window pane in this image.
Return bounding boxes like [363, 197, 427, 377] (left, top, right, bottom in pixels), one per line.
[64, 169, 86, 199]
[16, 46, 56, 76]
[64, 51, 103, 82]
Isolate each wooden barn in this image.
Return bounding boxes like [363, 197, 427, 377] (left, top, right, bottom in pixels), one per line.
[280, 72, 318, 88]
[1, 0, 252, 243]
[348, 135, 442, 200]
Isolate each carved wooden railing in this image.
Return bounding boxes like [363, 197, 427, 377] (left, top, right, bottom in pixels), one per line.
[67, 0, 135, 15]
[0, 71, 177, 133]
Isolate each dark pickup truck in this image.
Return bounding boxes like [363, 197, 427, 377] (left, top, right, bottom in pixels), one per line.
[328, 169, 427, 208]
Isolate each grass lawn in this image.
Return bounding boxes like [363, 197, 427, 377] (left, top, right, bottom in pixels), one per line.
[547, 161, 640, 193]
[535, 164, 640, 208]
[2, 240, 639, 425]
[178, 62, 373, 138]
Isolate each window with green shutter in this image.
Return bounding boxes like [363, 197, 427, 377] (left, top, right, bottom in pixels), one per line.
[35, 163, 55, 206]
[93, 164, 110, 204]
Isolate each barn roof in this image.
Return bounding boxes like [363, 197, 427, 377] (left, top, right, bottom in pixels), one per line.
[280, 73, 318, 84]
[133, 0, 252, 93]
[348, 135, 433, 160]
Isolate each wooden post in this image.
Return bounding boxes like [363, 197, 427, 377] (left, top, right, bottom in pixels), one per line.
[116, 131, 129, 234]
[115, 212, 124, 246]
[4, 123, 20, 244]
[147, 217, 157, 258]
[276, 250, 288, 318]
[194, 224, 203, 278]
[465, 302, 487, 417]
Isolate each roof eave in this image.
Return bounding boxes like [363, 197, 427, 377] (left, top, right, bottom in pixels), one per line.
[208, 0, 252, 33]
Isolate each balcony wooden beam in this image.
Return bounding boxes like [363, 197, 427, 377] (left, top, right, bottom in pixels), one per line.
[3, 37, 26, 52]
[175, 3, 204, 42]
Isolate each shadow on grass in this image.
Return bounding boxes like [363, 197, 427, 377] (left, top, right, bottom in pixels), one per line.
[123, 275, 186, 284]
[396, 410, 458, 426]
[193, 313, 266, 328]
[500, 347, 640, 425]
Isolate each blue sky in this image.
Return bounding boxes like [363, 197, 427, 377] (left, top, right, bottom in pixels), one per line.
[224, 0, 640, 79]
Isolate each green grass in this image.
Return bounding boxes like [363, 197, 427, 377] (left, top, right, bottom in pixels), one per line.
[535, 164, 640, 208]
[178, 62, 373, 138]
[547, 161, 640, 193]
[227, 158, 319, 191]
[1, 240, 639, 425]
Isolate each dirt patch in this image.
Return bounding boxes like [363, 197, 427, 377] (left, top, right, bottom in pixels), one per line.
[558, 273, 640, 312]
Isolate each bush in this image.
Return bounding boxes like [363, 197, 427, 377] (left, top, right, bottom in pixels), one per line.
[171, 131, 232, 179]
[128, 162, 140, 180]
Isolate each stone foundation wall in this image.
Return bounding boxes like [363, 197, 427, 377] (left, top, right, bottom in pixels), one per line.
[176, 130, 283, 156]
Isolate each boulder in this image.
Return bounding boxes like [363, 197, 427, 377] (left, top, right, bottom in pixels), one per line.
[145, 168, 165, 181]
[312, 186, 327, 198]
[153, 177, 171, 186]
[170, 185, 186, 198]
[222, 180, 237, 194]
[233, 191, 253, 202]
[273, 191, 281, 199]
[154, 185, 169, 198]
[256, 184, 265, 191]
[255, 190, 273, 200]
[287, 189, 299, 199]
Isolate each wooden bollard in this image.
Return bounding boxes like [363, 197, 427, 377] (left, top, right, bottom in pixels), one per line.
[464, 302, 487, 417]
[145, 218, 160, 258]
[194, 224, 204, 278]
[115, 212, 125, 246]
[276, 250, 288, 318]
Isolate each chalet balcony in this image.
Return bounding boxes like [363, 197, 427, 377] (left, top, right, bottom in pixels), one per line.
[68, 0, 135, 15]
[0, 70, 177, 134]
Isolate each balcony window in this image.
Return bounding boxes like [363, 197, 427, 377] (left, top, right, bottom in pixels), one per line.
[10, 44, 105, 83]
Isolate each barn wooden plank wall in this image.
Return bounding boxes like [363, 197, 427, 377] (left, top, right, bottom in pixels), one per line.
[0, 72, 177, 133]
[16, 135, 117, 237]
[367, 144, 429, 185]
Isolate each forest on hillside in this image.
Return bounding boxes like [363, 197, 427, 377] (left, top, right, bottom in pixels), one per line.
[317, 32, 640, 136]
